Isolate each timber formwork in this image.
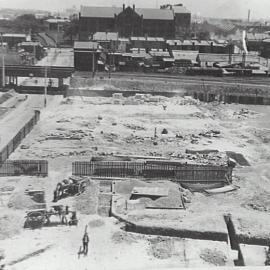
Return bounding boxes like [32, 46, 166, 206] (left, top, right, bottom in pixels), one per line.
[72, 160, 232, 183]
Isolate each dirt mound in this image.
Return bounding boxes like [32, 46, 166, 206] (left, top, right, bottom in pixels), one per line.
[8, 192, 36, 210]
[244, 193, 270, 212]
[148, 237, 174, 259]
[88, 219, 105, 228]
[0, 213, 22, 240]
[74, 181, 99, 215]
[111, 231, 140, 244]
[200, 248, 227, 266]
[0, 90, 16, 105]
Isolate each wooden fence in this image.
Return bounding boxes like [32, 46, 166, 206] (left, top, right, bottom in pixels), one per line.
[0, 160, 48, 177]
[0, 110, 40, 163]
[72, 161, 232, 183]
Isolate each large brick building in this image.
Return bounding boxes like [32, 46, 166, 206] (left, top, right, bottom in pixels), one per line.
[79, 4, 191, 40]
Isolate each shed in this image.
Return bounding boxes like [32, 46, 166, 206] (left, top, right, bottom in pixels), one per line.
[74, 41, 101, 71]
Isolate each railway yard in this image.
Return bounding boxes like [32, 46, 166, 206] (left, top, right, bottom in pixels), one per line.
[0, 50, 270, 269]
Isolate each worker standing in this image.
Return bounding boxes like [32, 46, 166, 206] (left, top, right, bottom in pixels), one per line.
[82, 232, 89, 255]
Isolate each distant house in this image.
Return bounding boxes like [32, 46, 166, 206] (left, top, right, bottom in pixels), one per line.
[130, 36, 166, 52]
[19, 41, 45, 60]
[92, 32, 119, 51]
[2, 33, 28, 48]
[45, 18, 70, 32]
[172, 50, 198, 67]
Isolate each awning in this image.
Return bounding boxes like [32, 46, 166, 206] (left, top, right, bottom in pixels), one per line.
[163, 58, 175, 62]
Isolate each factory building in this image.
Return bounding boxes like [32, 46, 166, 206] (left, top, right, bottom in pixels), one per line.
[79, 4, 191, 40]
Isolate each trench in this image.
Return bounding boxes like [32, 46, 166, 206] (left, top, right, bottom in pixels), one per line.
[224, 214, 245, 266]
[97, 180, 112, 217]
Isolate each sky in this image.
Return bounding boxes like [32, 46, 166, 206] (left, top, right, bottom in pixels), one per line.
[0, 0, 270, 19]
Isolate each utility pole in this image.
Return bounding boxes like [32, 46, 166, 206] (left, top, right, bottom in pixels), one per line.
[1, 33, 5, 88]
[108, 50, 111, 79]
[44, 65, 47, 107]
[92, 51, 95, 78]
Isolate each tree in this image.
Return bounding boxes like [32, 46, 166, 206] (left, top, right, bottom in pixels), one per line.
[63, 18, 79, 43]
[13, 14, 46, 33]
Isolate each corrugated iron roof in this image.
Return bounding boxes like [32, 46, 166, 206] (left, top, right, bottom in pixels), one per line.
[136, 8, 174, 20]
[80, 5, 174, 20]
[198, 53, 260, 63]
[172, 50, 198, 61]
[131, 36, 165, 42]
[74, 41, 99, 50]
[182, 40, 193, 46]
[166, 40, 182, 46]
[93, 32, 118, 41]
[3, 33, 26, 38]
[80, 6, 122, 18]
[149, 50, 170, 57]
[172, 5, 190, 14]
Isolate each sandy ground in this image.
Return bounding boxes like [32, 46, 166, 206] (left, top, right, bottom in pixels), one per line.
[1, 89, 270, 268]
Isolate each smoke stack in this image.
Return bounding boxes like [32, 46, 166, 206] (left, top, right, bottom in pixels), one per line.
[133, 4, 135, 11]
[123, 4, 125, 11]
[248, 9, 251, 23]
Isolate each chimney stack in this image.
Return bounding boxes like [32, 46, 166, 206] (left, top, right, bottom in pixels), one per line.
[133, 4, 135, 11]
[123, 4, 125, 11]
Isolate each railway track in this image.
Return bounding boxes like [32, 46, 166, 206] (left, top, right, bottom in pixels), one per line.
[91, 72, 270, 88]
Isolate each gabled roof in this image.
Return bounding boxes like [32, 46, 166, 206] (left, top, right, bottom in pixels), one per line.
[3, 33, 26, 38]
[80, 5, 174, 20]
[131, 36, 165, 42]
[172, 50, 198, 61]
[166, 40, 182, 46]
[172, 5, 190, 14]
[80, 6, 122, 18]
[93, 32, 118, 41]
[74, 41, 99, 50]
[136, 8, 174, 20]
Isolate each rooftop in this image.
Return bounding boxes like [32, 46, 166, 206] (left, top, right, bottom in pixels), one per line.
[172, 5, 190, 14]
[74, 41, 99, 50]
[93, 32, 118, 41]
[131, 36, 165, 42]
[46, 18, 70, 24]
[80, 5, 187, 20]
[3, 33, 26, 38]
[172, 50, 198, 61]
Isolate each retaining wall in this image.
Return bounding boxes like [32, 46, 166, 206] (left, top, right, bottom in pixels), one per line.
[0, 110, 40, 163]
[110, 195, 228, 242]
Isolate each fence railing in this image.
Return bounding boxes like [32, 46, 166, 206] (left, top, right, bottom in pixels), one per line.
[0, 110, 40, 164]
[0, 160, 48, 177]
[72, 161, 232, 183]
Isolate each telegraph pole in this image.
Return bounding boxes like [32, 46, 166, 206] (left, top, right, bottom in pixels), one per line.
[92, 51, 95, 78]
[1, 33, 5, 88]
[44, 65, 47, 107]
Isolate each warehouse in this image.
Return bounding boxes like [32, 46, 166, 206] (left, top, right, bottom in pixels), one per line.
[78, 4, 191, 40]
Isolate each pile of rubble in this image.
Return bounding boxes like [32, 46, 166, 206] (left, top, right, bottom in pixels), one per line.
[125, 134, 147, 144]
[124, 123, 146, 131]
[170, 152, 229, 166]
[233, 108, 259, 119]
[43, 129, 93, 141]
[112, 93, 168, 105]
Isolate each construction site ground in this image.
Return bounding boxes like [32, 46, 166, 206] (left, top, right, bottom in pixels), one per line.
[1, 79, 270, 268]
